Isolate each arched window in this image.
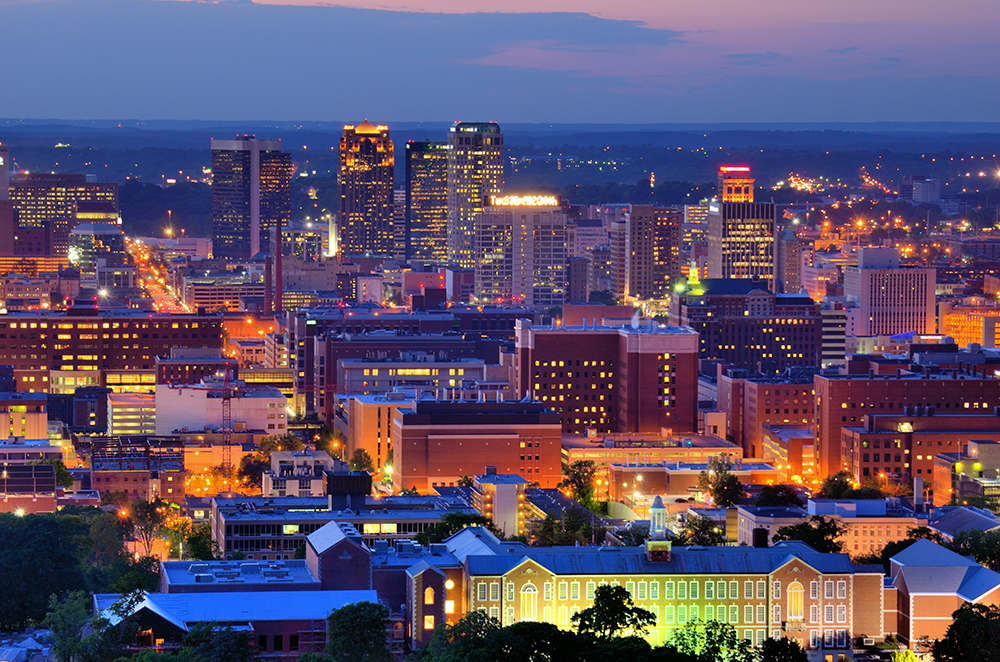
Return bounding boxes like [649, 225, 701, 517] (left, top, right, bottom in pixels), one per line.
[424, 586, 435, 605]
[787, 581, 804, 621]
[520, 583, 538, 622]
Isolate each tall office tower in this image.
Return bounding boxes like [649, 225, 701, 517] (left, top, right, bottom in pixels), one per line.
[474, 194, 567, 309]
[446, 122, 504, 268]
[9, 173, 118, 256]
[211, 136, 292, 260]
[405, 141, 448, 264]
[652, 207, 683, 298]
[843, 247, 936, 336]
[682, 201, 709, 249]
[337, 121, 394, 257]
[391, 189, 407, 260]
[707, 166, 775, 286]
[774, 226, 811, 294]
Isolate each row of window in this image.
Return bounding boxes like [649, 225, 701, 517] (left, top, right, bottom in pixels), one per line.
[476, 579, 848, 603]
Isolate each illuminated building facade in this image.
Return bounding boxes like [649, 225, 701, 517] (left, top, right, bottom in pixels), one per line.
[514, 320, 700, 435]
[707, 166, 775, 286]
[0, 311, 222, 392]
[447, 122, 504, 268]
[338, 121, 395, 257]
[669, 278, 822, 373]
[9, 173, 118, 256]
[67, 223, 132, 288]
[682, 201, 709, 248]
[405, 141, 449, 264]
[474, 195, 567, 309]
[653, 207, 683, 298]
[210, 137, 292, 260]
[843, 248, 936, 336]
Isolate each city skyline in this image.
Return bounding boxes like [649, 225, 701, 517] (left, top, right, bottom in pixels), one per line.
[0, 0, 997, 123]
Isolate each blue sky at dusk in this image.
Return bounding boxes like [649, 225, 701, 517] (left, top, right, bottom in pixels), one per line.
[1, 0, 997, 122]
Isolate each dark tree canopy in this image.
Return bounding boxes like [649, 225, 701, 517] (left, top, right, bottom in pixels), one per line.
[325, 601, 393, 662]
[932, 602, 1000, 662]
[753, 484, 804, 508]
[697, 458, 746, 507]
[772, 515, 846, 553]
[572, 584, 656, 639]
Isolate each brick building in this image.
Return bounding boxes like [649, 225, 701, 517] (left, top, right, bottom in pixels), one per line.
[514, 320, 699, 435]
[391, 400, 563, 493]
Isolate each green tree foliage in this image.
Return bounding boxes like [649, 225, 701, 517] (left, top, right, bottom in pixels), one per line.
[29, 458, 75, 488]
[186, 523, 220, 560]
[675, 514, 727, 546]
[558, 460, 598, 510]
[529, 508, 606, 547]
[411, 610, 501, 662]
[890, 651, 920, 662]
[129, 498, 169, 557]
[948, 527, 1000, 571]
[180, 622, 259, 662]
[325, 601, 392, 662]
[237, 453, 269, 489]
[759, 636, 809, 662]
[416, 512, 499, 546]
[697, 458, 746, 507]
[616, 524, 649, 546]
[45, 591, 90, 662]
[588, 290, 618, 306]
[932, 602, 1000, 662]
[815, 471, 853, 499]
[456, 475, 475, 487]
[572, 584, 656, 639]
[670, 619, 757, 662]
[351, 448, 375, 473]
[259, 433, 304, 453]
[753, 485, 804, 508]
[772, 515, 846, 553]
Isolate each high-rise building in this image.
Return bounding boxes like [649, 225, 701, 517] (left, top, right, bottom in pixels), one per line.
[707, 166, 775, 286]
[682, 201, 709, 248]
[405, 141, 448, 264]
[68, 223, 134, 289]
[843, 248, 936, 336]
[652, 207, 683, 298]
[447, 122, 504, 268]
[474, 194, 567, 309]
[669, 277, 822, 373]
[0, 143, 9, 201]
[392, 189, 407, 260]
[210, 137, 292, 260]
[337, 121, 394, 257]
[774, 227, 811, 294]
[9, 173, 118, 256]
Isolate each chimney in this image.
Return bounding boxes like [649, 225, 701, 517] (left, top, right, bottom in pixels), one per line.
[752, 528, 769, 548]
[914, 476, 924, 509]
[274, 225, 283, 314]
[264, 255, 273, 315]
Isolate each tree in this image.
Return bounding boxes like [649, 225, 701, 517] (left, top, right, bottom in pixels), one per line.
[416, 512, 499, 546]
[350, 448, 375, 473]
[529, 508, 606, 547]
[772, 515, 846, 553]
[759, 636, 808, 662]
[325, 601, 392, 662]
[129, 498, 168, 557]
[669, 619, 756, 662]
[411, 610, 500, 662]
[932, 602, 1000, 662]
[675, 514, 726, 546]
[45, 591, 90, 662]
[616, 524, 649, 546]
[890, 651, 920, 662]
[572, 584, 655, 639]
[182, 622, 258, 662]
[186, 523, 220, 560]
[949, 528, 1000, 571]
[237, 453, 269, 489]
[259, 433, 304, 453]
[489, 621, 579, 662]
[753, 484, 803, 508]
[816, 471, 853, 499]
[697, 458, 745, 507]
[456, 475, 474, 488]
[30, 458, 75, 488]
[588, 290, 618, 306]
[559, 460, 598, 510]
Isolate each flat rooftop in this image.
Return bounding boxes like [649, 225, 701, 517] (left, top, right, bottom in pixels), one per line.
[562, 434, 738, 451]
[161, 559, 320, 589]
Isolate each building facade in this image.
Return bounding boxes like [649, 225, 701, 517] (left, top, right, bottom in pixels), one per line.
[338, 122, 395, 257]
[447, 122, 504, 268]
[211, 137, 292, 260]
[707, 167, 775, 286]
[9, 173, 118, 256]
[405, 141, 449, 265]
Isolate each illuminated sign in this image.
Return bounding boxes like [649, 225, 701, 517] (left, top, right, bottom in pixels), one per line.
[720, 166, 750, 173]
[488, 195, 559, 207]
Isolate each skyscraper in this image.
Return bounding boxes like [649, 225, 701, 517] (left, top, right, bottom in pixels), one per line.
[447, 122, 504, 268]
[707, 166, 775, 286]
[9, 173, 118, 256]
[338, 121, 394, 257]
[474, 194, 567, 309]
[405, 141, 448, 264]
[652, 207, 683, 297]
[211, 136, 291, 260]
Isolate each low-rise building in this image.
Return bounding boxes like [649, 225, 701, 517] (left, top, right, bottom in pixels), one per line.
[470, 468, 529, 537]
[154, 379, 287, 436]
[262, 450, 341, 498]
[107, 392, 156, 436]
[91, 444, 184, 504]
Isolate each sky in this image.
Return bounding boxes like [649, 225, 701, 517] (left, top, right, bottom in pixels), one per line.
[1, 0, 998, 123]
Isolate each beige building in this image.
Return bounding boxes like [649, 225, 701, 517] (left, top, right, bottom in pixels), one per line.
[262, 450, 340, 497]
[107, 392, 156, 436]
[0, 392, 48, 440]
[335, 392, 416, 476]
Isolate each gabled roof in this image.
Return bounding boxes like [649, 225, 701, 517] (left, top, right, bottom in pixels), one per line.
[308, 520, 364, 555]
[931, 507, 1000, 539]
[891, 539, 1000, 601]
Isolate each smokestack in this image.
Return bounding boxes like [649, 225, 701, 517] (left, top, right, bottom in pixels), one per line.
[914, 476, 924, 509]
[273, 225, 284, 314]
[264, 255, 273, 315]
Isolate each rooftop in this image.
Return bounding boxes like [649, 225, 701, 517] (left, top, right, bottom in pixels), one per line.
[161, 559, 321, 589]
